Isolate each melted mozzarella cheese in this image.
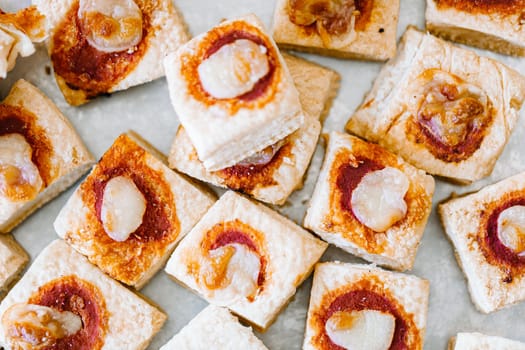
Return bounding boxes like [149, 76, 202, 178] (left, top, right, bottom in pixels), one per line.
[325, 310, 395, 350]
[2, 303, 82, 349]
[351, 167, 409, 232]
[498, 205, 525, 256]
[203, 243, 261, 303]
[198, 39, 270, 99]
[0, 134, 43, 202]
[78, 0, 143, 53]
[101, 175, 146, 242]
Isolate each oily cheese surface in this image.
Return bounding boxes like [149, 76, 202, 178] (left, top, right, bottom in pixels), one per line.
[1, 0, 525, 349]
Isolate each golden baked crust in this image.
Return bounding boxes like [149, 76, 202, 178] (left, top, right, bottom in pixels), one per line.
[426, 0, 525, 56]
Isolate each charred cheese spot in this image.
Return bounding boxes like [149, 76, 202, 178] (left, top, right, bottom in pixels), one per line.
[78, 0, 143, 53]
[195, 219, 267, 303]
[0, 134, 43, 202]
[181, 21, 280, 115]
[26, 276, 108, 350]
[80, 134, 180, 285]
[479, 194, 525, 278]
[214, 140, 292, 193]
[51, 0, 153, 100]
[287, 0, 373, 47]
[311, 277, 421, 350]
[410, 69, 493, 163]
[2, 303, 82, 349]
[434, 0, 525, 17]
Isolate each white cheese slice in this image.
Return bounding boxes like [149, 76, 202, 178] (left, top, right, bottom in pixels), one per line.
[351, 167, 409, 232]
[203, 243, 261, 304]
[325, 309, 395, 350]
[78, 0, 143, 53]
[0, 133, 43, 201]
[198, 39, 270, 99]
[497, 205, 525, 257]
[101, 175, 146, 242]
[2, 303, 82, 348]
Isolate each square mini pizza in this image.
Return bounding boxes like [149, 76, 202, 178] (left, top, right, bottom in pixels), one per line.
[449, 332, 525, 350]
[160, 305, 269, 350]
[304, 132, 434, 271]
[345, 27, 525, 183]
[304, 262, 429, 350]
[439, 171, 525, 313]
[0, 79, 94, 233]
[0, 239, 166, 350]
[164, 14, 304, 172]
[33, 0, 189, 106]
[165, 191, 328, 331]
[0, 235, 28, 299]
[169, 53, 339, 205]
[54, 132, 216, 289]
[272, 0, 400, 60]
[426, 0, 525, 56]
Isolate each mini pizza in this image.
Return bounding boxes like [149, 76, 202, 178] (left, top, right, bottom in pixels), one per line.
[0, 239, 166, 350]
[160, 305, 269, 350]
[165, 191, 328, 330]
[304, 132, 434, 271]
[449, 332, 525, 350]
[54, 132, 216, 289]
[439, 171, 525, 313]
[0, 235, 28, 299]
[426, 0, 525, 56]
[33, 0, 189, 106]
[304, 262, 429, 350]
[0, 79, 94, 233]
[345, 27, 525, 183]
[169, 53, 339, 205]
[0, 6, 46, 78]
[272, 0, 400, 60]
[164, 14, 305, 172]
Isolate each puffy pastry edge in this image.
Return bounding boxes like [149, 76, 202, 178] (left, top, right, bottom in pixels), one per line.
[426, 0, 525, 56]
[0, 235, 28, 300]
[159, 305, 269, 350]
[449, 332, 525, 349]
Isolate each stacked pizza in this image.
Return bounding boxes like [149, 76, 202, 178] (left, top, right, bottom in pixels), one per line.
[0, 0, 525, 349]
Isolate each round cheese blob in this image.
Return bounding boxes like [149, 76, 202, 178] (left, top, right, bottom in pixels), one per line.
[0, 133, 43, 202]
[101, 175, 146, 242]
[198, 39, 270, 99]
[497, 205, 525, 257]
[78, 0, 143, 53]
[2, 303, 82, 349]
[325, 309, 395, 350]
[351, 167, 409, 232]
